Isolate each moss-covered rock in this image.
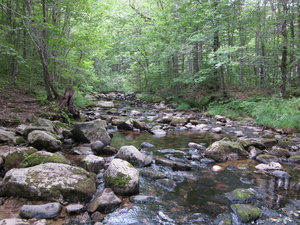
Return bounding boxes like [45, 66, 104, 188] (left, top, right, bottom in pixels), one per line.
[204, 138, 248, 162]
[104, 159, 139, 196]
[288, 155, 300, 164]
[269, 148, 290, 158]
[4, 147, 38, 171]
[20, 151, 68, 168]
[27, 130, 61, 152]
[231, 204, 261, 223]
[237, 138, 266, 150]
[170, 117, 188, 127]
[260, 138, 277, 149]
[226, 188, 257, 204]
[256, 154, 279, 164]
[1, 163, 97, 203]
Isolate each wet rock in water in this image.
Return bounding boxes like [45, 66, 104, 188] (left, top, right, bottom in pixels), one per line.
[213, 213, 232, 225]
[256, 154, 279, 164]
[215, 115, 227, 123]
[96, 100, 114, 108]
[81, 155, 106, 174]
[139, 168, 167, 180]
[66, 204, 86, 214]
[20, 151, 68, 168]
[0, 128, 17, 145]
[269, 170, 291, 179]
[141, 142, 155, 148]
[117, 118, 147, 131]
[91, 211, 104, 223]
[211, 127, 222, 134]
[260, 138, 277, 149]
[155, 156, 192, 171]
[200, 158, 215, 164]
[104, 158, 139, 196]
[170, 117, 188, 127]
[91, 140, 105, 155]
[238, 138, 266, 150]
[71, 119, 111, 145]
[151, 128, 167, 137]
[188, 142, 206, 151]
[255, 162, 283, 171]
[19, 202, 62, 219]
[269, 148, 290, 158]
[129, 195, 155, 203]
[0, 218, 47, 225]
[70, 146, 93, 155]
[1, 163, 97, 203]
[116, 145, 152, 167]
[27, 130, 61, 152]
[88, 188, 122, 214]
[157, 178, 176, 192]
[249, 146, 263, 159]
[102, 146, 118, 156]
[204, 138, 248, 162]
[288, 155, 300, 164]
[4, 147, 38, 172]
[231, 204, 261, 223]
[226, 188, 258, 204]
[212, 165, 223, 172]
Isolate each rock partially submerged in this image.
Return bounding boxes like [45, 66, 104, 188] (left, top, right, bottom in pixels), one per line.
[116, 145, 152, 167]
[71, 119, 111, 145]
[1, 163, 97, 203]
[204, 138, 248, 162]
[104, 159, 139, 196]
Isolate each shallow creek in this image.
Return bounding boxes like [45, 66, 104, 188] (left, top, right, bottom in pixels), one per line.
[97, 129, 300, 224]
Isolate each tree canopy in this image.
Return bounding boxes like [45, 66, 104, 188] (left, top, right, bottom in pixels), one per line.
[0, 0, 299, 100]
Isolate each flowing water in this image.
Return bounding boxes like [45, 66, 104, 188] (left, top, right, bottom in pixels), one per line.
[101, 129, 300, 224]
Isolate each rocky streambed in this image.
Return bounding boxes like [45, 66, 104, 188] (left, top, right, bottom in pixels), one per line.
[0, 92, 300, 225]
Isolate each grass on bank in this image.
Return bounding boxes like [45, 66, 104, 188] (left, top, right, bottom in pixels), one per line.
[208, 97, 300, 131]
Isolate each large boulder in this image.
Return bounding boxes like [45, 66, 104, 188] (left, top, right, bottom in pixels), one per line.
[1, 163, 97, 203]
[27, 130, 61, 152]
[204, 138, 249, 162]
[115, 145, 152, 167]
[20, 151, 68, 168]
[87, 188, 122, 214]
[71, 119, 111, 145]
[104, 159, 139, 196]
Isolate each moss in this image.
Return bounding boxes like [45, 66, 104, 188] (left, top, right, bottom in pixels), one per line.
[20, 152, 67, 168]
[105, 173, 131, 189]
[223, 217, 232, 225]
[15, 136, 26, 145]
[127, 163, 135, 169]
[232, 204, 261, 223]
[4, 147, 38, 170]
[233, 188, 255, 200]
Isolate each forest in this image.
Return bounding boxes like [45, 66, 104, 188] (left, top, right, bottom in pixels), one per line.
[1, 0, 300, 130]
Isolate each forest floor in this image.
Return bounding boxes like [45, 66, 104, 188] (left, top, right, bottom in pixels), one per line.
[0, 86, 46, 127]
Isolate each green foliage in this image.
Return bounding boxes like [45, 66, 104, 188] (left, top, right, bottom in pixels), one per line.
[208, 97, 300, 131]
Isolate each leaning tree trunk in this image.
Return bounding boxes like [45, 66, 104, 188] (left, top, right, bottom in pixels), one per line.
[58, 87, 80, 118]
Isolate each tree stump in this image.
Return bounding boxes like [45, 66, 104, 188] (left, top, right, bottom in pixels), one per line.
[59, 87, 80, 118]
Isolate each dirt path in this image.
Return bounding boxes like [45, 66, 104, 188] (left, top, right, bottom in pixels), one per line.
[0, 86, 47, 127]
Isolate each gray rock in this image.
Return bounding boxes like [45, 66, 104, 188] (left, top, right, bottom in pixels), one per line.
[129, 195, 155, 203]
[91, 211, 104, 223]
[102, 146, 118, 156]
[116, 145, 152, 167]
[81, 155, 106, 174]
[215, 115, 227, 123]
[96, 101, 114, 108]
[104, 158, 139, 196]
[1, 163, 97, 203]
[141, 142, 155, 148]
[204, 138, 248, 162]
[66, 204, 86, 214]
[155, 156, 192, 171]
[188, 142, 206, 151]
[0, 219, 47, 225]
[71, 119, 111, 145]
[256, 154, 279, 164]
[211, 127, 222, 134]
[0, 128, 16, 145]
[269, 170, 291, 179]
[91, 141, 105, 154]
[19, 202, 62, 219]
[88, 188, 122, 214]
[27, 130, 61, 151]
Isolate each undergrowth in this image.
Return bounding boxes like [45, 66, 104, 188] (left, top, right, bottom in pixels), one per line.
[208, 97, 300, 131]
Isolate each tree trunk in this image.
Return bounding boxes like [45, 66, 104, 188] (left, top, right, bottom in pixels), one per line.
[58, 87, 80, 118]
